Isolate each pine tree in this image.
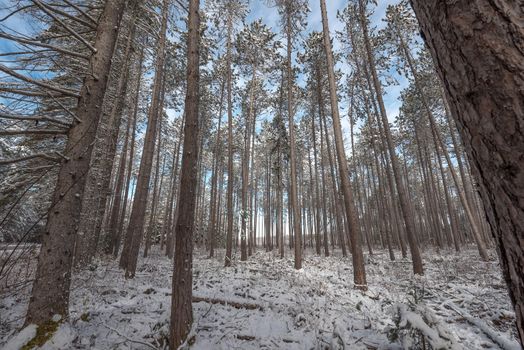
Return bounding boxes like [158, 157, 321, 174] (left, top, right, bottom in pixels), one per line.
[410, 0, 524, 342]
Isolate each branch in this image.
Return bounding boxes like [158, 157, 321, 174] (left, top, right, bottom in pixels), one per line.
[46, 91, 82, 123]
[0, 112, 72, 127]
[0, 63, 80, 98]
[0, 129, 68, 136]
[0, 86, 69, 98]
[0, 32, 90, 60]
[61, 0, 98, 25]
[173, 0, 189, 13]
[44, 2, 97, 29]
[0, 5, 34, 22]
[0, 153, 61, 165]
[31, 0, 97, 53]
[192, 295, 264, 310]
[102, 325, 157, 350]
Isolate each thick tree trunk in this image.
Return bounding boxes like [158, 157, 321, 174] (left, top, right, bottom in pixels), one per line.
[25, 0, 127, 325]
[320, 0, 366, 289]
[170, 0, 200, 346]
[409, 0, 524, 342]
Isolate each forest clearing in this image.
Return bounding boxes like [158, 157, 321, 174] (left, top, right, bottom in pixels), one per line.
[0, 0, 523, 349]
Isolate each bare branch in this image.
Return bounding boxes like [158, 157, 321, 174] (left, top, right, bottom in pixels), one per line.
[0, 153, 61, 165]
[61, 0, 98, 25]
[0, 112, 72, 127]
[0, 32, 90, 60]
[31, 0, 97, 53]
[0, 129, 68, 136]
[0, 63, 80, 98]
[44, 2, 97, 29]
[0, 5, 34, 22]
[0, 86, 70, 98]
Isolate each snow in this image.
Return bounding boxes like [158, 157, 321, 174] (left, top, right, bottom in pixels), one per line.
[39, 323, 76, 350]
[2, 324, 36, 350]
[0, 247, 521, 349]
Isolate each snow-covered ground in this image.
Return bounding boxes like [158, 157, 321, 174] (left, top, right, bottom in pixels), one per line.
[1, 247, 521, 349]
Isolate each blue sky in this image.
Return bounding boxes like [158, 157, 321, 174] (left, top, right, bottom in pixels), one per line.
[245, 0, 406, 141]
[0, 0, 408, 142]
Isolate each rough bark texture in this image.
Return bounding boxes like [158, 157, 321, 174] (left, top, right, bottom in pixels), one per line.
[170, 0, 200, 346]
[25, 0, 126, 325]
[409, 0, 524, 343]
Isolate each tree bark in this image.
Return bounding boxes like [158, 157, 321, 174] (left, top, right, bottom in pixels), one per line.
[74, 13, 138, 266]
[358, 0, 423, 274]
[320, 0, 367, 289]
[225, 10, 234, 267]
[284, 5, 302, 270]
[123, 0, 168, 278]
[25, 0, 127, 325]
[170, 0, 200, 346]
[410, 0, 524, 342]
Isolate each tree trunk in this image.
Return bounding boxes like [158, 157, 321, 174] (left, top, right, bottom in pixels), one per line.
[75, 13, 137, 266]
[170, 0, 200, 346]
[208, 81, 225, 258]
[25, 0, 127, 325]
[285, 7, 302, 270]
[320, 0, 366, 289]
[123, 0, 168, 278]
[225, 11, 234, 268]
[116, 50, 141, 260]
[397, 31, 489, 259]
[358, 0, 423, 274]
[410, 0, 524, 341]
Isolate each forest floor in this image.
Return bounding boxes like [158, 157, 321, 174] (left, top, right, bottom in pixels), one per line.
[1, 245, 522, 350]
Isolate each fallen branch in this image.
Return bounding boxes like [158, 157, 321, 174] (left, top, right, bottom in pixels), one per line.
[234, 334, 299, 344]
[103, 324, 157, 350]
[443, 302, 520, 350]
[192, 295, 264, 310]
[236, 335, 256, 341]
